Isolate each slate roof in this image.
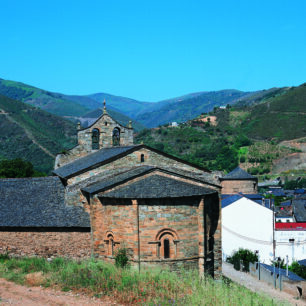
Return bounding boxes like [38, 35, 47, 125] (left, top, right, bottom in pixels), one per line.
[221, 193, 270, 209]
[260, 263, 305, 282]
[219, 167, 257, 181]
[292, 195, 306, 222]
[82, 166, 219, 195]
[98, 174, 217, 198]
[0, 177, 90, 227]
[53, 145, 140, 179]
[221, 194, 243, 208]
[298, 259, 306, 267]
[53, 144, 211, 180]
[280, 200, 291, 207]
[268, 188, 286, 197]
[294, 188, 305, 194]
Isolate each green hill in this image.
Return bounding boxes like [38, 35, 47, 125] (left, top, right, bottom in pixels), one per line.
[133, 89, 278, 128]
[2, 77, 286, 129]
[135, 84, 306, 175]
[240, 84, 306, 141]
[0, 79, 91, 117]
[0, 94, 77, 174]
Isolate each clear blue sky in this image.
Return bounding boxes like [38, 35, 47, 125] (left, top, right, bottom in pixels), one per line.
[0, 0, 305, 101]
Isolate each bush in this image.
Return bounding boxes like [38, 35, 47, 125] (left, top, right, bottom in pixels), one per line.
[0, 252, 10, 261]
[227, 249, 258, 272]
[289, 261, 306, 279]
[115, 248, 129, 268]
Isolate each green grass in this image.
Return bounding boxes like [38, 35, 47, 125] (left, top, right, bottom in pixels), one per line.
[0, 257, 287, 305]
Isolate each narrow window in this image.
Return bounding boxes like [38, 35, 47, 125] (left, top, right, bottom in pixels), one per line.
[140, 154, 145, 162]
[110, 238, 114, 256]
[112, 128, 120, 146]
[92, 128, 100, 150]
[164, 239, 170, 259]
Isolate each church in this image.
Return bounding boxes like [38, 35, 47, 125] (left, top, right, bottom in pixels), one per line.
[0, 102, 222, 277]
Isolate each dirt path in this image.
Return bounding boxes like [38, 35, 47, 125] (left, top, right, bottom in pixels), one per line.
[0, 278, 121, 306]
[3, 113, 55, 158]
[222, 262, 305, 305]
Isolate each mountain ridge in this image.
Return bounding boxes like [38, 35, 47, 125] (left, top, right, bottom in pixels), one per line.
[0, 77, 289, 128]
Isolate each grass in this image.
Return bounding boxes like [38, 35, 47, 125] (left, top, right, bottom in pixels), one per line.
[0, 256, 287, 305]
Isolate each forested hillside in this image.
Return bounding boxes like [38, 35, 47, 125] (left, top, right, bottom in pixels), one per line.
[136, 84, 306, 176]
[0, 94, 77, 173]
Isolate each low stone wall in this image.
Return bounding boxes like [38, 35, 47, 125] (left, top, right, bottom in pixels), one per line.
[0, 230, 91, 258]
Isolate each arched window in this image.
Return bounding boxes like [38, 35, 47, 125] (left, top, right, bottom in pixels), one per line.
[164, 239, 170, 258]
[92, 128, 100, 150]
[106, 233, 115, 256]
[155, 228, 179, 259]
[140, 154, 145, 162]
[112, 128, 120, 146]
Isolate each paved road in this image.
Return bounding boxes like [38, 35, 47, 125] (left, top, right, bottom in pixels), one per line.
[222, 262, 305, 306]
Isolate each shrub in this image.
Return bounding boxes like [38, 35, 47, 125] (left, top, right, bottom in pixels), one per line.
[227, 249, 258, 272]
[0, 252, 10, 261]
[289, 261, 306, 279]
[115, 248, 129, 268]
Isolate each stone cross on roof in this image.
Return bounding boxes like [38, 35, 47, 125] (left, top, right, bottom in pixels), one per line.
[103, 99, 107, 114]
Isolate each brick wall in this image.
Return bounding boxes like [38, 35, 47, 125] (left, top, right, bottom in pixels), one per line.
[0, 230, 91, 258]
[221, 180, 258, 194]
[91, 194, 221, 277]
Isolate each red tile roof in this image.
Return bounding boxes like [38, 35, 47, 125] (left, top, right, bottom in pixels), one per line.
[275, 222, 306, 230]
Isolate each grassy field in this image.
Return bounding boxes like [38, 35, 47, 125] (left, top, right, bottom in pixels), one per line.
[0, 256, 286, 305]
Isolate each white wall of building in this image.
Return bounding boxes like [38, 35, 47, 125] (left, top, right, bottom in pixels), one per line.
[275, 230, 306, 264]
[222, 197, 274, 264]
[222, 197, 306, 264]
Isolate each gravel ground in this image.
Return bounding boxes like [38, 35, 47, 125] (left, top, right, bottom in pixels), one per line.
[0, 278, 121, 306]
[222, 262, 305, 306]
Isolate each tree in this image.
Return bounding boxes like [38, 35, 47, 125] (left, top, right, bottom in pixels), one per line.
[227, 249, 258, 272]
[0, 158, 44, 178]
[214, 146, 238, 172]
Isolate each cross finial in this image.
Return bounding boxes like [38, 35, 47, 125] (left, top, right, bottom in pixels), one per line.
[103, 99, 107, 114]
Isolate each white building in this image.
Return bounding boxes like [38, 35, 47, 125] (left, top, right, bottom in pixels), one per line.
[222, 195, 306, 264]
[275, 223, 306, 264]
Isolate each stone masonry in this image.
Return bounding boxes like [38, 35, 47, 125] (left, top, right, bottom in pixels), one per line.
[55, 108, 133, 169]
[90, 193, 221, 277]
[221, 180, 258, 194]
[0, 231, 91, 258]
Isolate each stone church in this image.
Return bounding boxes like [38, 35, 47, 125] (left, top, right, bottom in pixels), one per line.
[0, 102, 222, 277]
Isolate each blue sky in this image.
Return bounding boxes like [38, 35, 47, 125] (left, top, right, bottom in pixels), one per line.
[0, 0, 305, 101]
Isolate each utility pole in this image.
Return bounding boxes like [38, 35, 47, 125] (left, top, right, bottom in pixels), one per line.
[278, 257, 282, 291]
[272, 203, 275, 259]
[286, 255, 289, 277]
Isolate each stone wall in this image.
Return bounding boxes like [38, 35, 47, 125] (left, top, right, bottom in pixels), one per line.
[67, 148, 216, 186]
[91, 194, 221, 277]
[0, 230, 91, 258]
[55, 112, 134, 168]
[221, 180, 258, 194]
